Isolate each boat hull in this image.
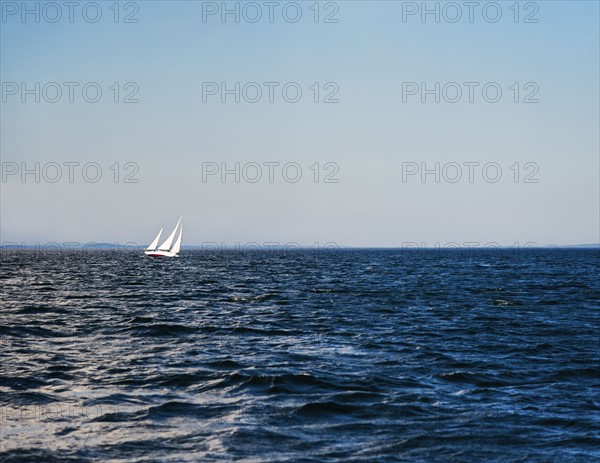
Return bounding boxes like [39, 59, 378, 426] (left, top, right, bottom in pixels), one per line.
[145, 250, 179, 258]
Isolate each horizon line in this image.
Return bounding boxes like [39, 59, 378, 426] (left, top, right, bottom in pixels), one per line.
[1, 243, 599, 251]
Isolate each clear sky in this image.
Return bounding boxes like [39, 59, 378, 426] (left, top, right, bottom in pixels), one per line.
[1, 1, 599, 247]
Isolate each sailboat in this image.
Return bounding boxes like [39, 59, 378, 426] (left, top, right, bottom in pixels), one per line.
[145, 217, 182, 258]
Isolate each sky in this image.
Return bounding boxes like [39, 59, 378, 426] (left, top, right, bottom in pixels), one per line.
[1, 0, 599, 247]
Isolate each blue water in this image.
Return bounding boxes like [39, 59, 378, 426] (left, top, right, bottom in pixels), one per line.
[1, 249, 599, 462]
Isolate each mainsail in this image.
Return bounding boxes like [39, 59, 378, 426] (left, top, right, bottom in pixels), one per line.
[158, 217, 182, 251]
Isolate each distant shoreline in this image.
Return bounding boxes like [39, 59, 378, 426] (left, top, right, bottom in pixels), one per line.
[1, 244, 599, 251]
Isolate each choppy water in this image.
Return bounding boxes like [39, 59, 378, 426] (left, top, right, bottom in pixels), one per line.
[1, 249, 599, 462]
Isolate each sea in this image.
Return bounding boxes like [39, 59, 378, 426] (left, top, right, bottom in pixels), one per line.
[1, 249, 599, 462]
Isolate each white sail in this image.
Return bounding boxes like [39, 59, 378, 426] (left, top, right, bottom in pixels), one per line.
[158, 217, 182, 251]
[171, 222, 182, 255]
[146, 228, 163, 251]
[144, 218, 182, 258]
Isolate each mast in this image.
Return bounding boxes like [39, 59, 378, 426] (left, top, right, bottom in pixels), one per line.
[158, 217, 182, 251]
[171, 221, 182, 254]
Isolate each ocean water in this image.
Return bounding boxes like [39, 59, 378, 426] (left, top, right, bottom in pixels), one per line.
[0, 249, 598, 462]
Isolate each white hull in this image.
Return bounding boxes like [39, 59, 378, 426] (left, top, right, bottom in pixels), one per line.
[144, 250, 179, 258]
